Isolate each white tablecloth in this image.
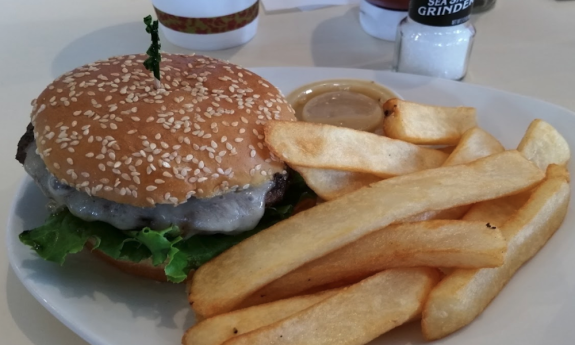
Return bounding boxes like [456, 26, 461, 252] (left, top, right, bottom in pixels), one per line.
[1, 1, 574, 344]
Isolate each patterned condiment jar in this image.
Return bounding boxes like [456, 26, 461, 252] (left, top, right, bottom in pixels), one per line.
[152, 0, 260, 50]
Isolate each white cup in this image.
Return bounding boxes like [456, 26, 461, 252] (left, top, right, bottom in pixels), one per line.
[151, 0, 260, 51]
[359, 0, 407, 42]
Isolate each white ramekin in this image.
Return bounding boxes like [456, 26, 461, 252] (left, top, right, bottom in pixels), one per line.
[151, 0, 260, 51]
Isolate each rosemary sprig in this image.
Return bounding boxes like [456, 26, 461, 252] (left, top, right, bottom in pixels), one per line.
[143, 15, 162, 89]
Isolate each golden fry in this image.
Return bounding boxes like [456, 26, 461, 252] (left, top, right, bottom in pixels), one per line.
[422, 165, 570, 340]
[239, 220, 506, 309]
[224, 268, 440, 345]
[293, 166, 380, 201]
[382, 98, 477, 145]
[518, 119, 570, 171]
[188, 151, 543, 318]
[183, 290, 339, 345]
[265, 121, 448, 178]
[443, 127, 505, 167]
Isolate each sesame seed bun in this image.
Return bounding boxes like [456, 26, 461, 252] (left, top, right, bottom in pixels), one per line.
[30, 53, 296, 207]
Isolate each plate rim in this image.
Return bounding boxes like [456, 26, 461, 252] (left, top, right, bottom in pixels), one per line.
[6, 66, 575, 345]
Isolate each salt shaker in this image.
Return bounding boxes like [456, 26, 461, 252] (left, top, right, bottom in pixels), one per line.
[393, 0, 476, 80]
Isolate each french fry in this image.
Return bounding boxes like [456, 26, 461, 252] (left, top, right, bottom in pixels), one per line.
[189, 151, 544, 318]
[223, 268, 440, 345]
[293, 166, 380, 201]
[422, 165, 570, 340]
[183, 289, 339, 345]
[295, 126, 505, 202]
[442, 127, 505, 166]
[547, 163, 571, 181]
[404, 127, 506, 221]
[265, 121, 448, 178]
[438, 146, 456, 154]
[402, 205, 470, 222]
[462, 192, 532, 227]
[518, 119, 570, 171]
[461, 120, 569, 228]
[237, 220, 506, 309]
[382, 98, 477, 145]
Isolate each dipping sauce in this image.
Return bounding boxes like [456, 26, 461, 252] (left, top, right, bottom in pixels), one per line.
[287, 79, 400, 132]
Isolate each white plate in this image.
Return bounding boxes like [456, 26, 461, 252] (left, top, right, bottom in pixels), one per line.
[7, 67, 575, 345]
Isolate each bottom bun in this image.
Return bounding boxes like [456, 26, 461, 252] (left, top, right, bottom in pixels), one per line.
[86, 240, 191, 283]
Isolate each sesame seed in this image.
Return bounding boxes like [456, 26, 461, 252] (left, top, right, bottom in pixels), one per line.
[146, 185, 157, 191]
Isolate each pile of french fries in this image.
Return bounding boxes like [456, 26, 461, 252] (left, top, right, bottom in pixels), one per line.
[183, 99, 571, 345]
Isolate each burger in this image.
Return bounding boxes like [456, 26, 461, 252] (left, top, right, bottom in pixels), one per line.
[15, 53, 313, 283]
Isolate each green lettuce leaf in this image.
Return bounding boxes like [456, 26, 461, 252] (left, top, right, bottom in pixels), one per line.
[19, 172, 315, 283]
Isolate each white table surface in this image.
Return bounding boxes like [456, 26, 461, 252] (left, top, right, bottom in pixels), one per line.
[1, 1, 574, 344]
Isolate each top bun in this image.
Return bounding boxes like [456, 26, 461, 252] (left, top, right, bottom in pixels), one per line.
[31, 54, 296, 207]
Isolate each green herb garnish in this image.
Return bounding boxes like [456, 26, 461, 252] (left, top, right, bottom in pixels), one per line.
[143, 15, 162, 89]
